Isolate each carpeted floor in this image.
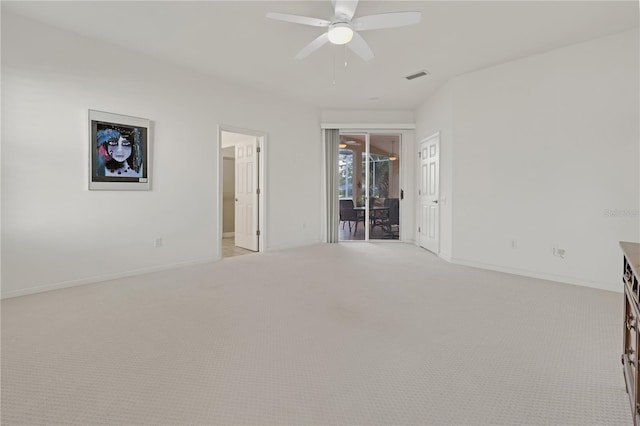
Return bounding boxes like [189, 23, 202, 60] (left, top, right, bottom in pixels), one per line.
[1, 243, 631, 425]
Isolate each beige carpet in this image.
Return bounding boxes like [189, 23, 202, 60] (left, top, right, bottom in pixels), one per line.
[1, 243, 630, 425]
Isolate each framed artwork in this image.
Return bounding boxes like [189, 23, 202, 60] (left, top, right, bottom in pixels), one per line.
[89, 110, 151, 190]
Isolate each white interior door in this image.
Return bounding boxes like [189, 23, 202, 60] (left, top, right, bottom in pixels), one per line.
[235, 138, 259, 251]
[419, 134, 439, 253]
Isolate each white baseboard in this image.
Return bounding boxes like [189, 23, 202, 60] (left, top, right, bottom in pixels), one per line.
[410, 240, 450, 260]
[222, 232, 235, 238]
[449, 257, 620, 293]
[406, 239, 618, 292]
[266, 238, 323, 252]
[1, 256, 219, 299]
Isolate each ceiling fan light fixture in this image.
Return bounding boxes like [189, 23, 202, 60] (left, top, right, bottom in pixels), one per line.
[328, 23, 353, 45]
[389, 140, 398, 161]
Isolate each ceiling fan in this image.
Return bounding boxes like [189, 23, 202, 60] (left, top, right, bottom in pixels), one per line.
[266, 0, 421, 61]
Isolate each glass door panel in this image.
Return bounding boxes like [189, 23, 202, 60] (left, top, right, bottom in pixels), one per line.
[337, 133, 400, 241]
[368, 134, 400, 240]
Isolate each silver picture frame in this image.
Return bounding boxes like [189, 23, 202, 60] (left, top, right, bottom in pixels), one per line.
[89, 109, 151, 190]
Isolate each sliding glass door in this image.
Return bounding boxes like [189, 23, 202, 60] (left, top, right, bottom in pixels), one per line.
[338, 133, 401, 241]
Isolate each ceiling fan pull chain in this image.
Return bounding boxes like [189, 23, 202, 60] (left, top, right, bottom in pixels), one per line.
[344, 45, 348, 67]
[332, 51, 336, 85]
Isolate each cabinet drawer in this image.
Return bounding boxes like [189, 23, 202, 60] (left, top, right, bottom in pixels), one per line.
[625, 256, 640, 301]
[627, 311, 638, 359]
[625, 289, 639, 348]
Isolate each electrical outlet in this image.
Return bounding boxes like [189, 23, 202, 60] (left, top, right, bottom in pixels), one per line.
[154, 238, 163, 248]
[552, 245, 565, 258]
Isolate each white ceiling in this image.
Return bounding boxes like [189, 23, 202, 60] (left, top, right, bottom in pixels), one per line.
[3, 1, 638, 110]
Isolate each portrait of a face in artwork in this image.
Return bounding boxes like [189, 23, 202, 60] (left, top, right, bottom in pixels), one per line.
[95, 124, 144, 178]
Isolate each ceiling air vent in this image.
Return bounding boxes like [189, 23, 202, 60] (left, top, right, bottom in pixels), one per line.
[405, 70, 429, 81]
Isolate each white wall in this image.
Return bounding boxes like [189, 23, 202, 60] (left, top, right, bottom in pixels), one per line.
[321, 109, 414, 125]
[1, 13, 322, 297]
[417, 28, 639, 291]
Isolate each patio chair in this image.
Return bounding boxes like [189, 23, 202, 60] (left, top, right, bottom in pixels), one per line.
[339, 199, 364, 234]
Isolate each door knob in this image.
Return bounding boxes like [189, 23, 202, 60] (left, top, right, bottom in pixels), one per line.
[432, 200, 438, 204]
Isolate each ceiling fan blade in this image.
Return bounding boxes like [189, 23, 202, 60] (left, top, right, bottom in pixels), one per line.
[266, 12, 330, 27]
[347, 32, 373, 61]
[296, 33, 330, 60]
[332, 0, 359, 21]
[352, 11, 421, 31]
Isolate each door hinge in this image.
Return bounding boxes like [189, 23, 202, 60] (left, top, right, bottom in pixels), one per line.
[256, 147, 261, 154]
[418, 189, 421, 196]
[256, 230, 261, 236]
[257, 188, 261, 195]
[418, 151, 421, 158]
[418, 227, 421, 233]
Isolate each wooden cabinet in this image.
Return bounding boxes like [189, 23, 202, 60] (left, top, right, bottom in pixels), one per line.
[621, 241, 640, 425]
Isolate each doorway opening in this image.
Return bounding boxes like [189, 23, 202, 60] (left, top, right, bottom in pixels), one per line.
[219, 127, 266, 259]
[338, 132, 402, 241]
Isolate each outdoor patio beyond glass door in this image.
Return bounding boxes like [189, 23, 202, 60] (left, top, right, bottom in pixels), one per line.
[338, 133, 400, 241]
